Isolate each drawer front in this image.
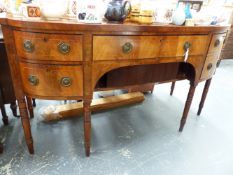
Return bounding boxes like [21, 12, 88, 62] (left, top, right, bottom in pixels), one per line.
[208, 34, 225, 54]
[200, 54, 218, 80]
[14, 31, 83, 62]
[19, 62, 83, 97]
[160, 35, 209, 57]
[93, 36, 162, 60]
[93, 35, 208, 61]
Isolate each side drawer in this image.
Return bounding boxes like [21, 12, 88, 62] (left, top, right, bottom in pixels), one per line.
[93, 35, 162, 61]
[200, 54, 219, 80]
[208, 34, 226, 54]
[160, 35, 209, 57]
[19, 62, 83, 97]
[14, 31, 83, 62]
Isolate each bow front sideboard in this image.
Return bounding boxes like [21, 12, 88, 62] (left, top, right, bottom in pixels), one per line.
[0, 17, 228, 156]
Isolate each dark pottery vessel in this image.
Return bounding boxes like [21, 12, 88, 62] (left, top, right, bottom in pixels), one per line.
[105, 0, 131, 22]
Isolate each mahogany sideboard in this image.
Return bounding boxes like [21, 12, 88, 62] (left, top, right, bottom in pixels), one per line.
[0, 17, 228, 156]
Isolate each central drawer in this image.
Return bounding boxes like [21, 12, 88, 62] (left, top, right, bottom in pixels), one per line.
[19, 62, 83, 97]
[14, 31, 83, 62]
[93, 35, 208, 61]
[93, 35, 162, 60]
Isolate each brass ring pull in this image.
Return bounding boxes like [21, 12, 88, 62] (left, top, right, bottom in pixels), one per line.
[122, 42, 133, 54]
[207, 63, 213, 70]
[23, 40, 34, 53]
[183, 42, 191, 51]
[58, 42, 70, 54]
[214, 39, 220, 47]
[28, 75, 39, 86]
[60, 77, 72, 87]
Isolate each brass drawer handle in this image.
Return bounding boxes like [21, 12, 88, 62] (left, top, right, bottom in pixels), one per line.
[183, 42, 191, 51]
[214, 39, 220, 47]
[28, 75, 39, 86]
[207, 63, 213, 70]
[60, 77, 72, 87]
[23, 40, 34, 53]
[58, 42, 70, 54]
[122, 42, 133, 54]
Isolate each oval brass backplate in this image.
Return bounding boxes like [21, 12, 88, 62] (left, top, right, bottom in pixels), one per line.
[207, 63, 213, 70]
[214, 39, 220, 47]
[28, 75, 39, 86]
[122, 42, 133, 54]
[60, 77, 72, 87]
[58, 42, 70, 54]
[183, 42, 191, 51]
[23, 40, 34, 53]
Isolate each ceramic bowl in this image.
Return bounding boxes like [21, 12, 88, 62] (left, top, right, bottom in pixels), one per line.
[40, 0, 68, 20]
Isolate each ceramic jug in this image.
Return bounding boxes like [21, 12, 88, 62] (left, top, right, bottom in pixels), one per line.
[172, 4, 186, 26]
[104, 0, 131, 22]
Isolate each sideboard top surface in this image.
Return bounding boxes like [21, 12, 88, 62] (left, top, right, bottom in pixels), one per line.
[0, 17, 229, 34]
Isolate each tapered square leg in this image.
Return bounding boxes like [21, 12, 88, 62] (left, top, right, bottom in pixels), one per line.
[18, 98, 34, 154]
[179, 83, 197, 132]
[10, 101, 20, 118]
[32, 98, 36, 107]
[0, 105, 8, 126]
[0, 90, 8, 125]
[0, 143, 3, 154]
[26, 96, 34, 119]
[83, 99, 92, 157]
[1, 25, 34, 154]
[197, 79, 212, 116]
[170, 81, 176, 96]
